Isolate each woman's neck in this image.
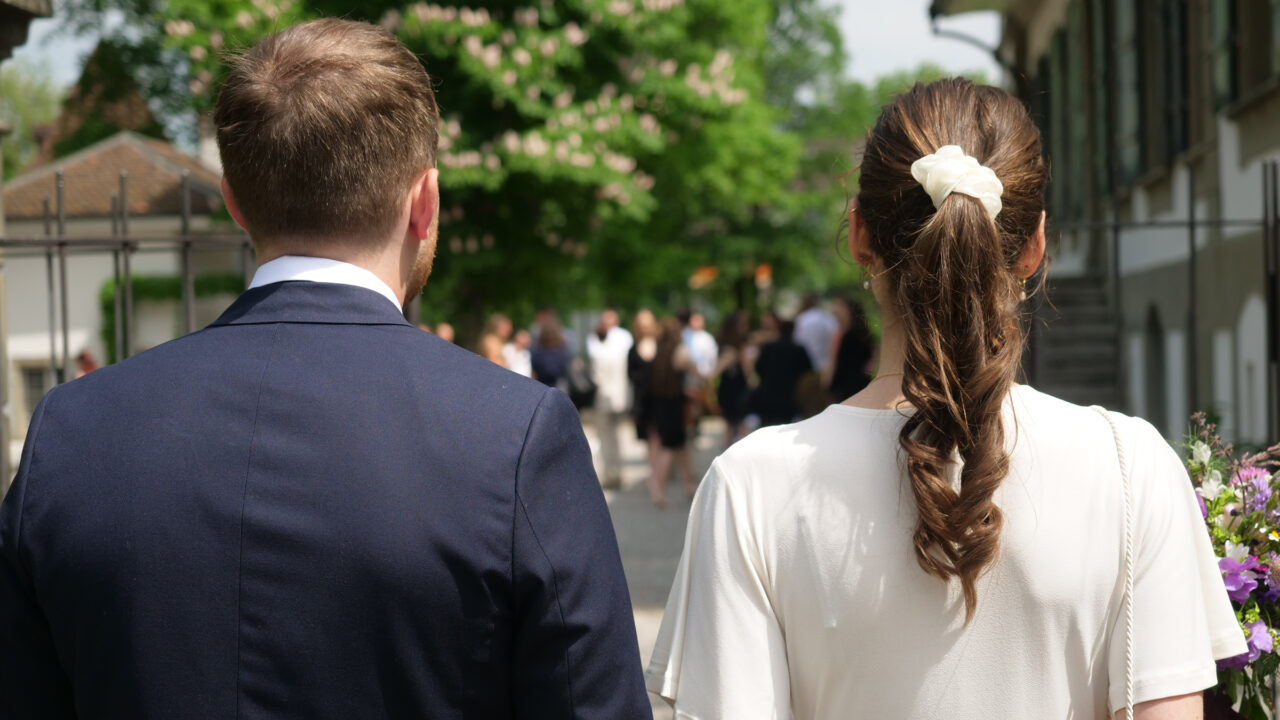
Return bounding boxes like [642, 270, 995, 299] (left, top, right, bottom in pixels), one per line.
[844, 311, 910, 410]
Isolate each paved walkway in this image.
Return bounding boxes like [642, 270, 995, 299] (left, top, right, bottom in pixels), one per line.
[580, 411, 728, 720]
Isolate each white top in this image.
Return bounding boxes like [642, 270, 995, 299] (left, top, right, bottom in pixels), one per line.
[249, 255, 402, 311]
[682, 328, 719, 379]
[587, 326, 634, 413]
[793, 306, 839, 372]
[646, 385, 1245, 719]
[502, 344, 533, 378]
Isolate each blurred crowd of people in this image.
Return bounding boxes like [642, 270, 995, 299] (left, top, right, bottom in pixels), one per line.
[419, 295, 876, 508]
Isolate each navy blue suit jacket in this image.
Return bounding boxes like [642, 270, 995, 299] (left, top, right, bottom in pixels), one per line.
[0, 281, 651, 719]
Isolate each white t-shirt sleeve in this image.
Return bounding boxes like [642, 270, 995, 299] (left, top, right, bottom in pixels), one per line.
[1105, 414, 1246, 713]
[645, 459, 792, 719]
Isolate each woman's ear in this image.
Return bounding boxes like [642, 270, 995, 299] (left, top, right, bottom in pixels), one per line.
[848, 202, 876, 269]
[1015, 211, 1047, 278]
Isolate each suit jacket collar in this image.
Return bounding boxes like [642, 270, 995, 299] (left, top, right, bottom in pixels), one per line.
[210, 281, 413, 327]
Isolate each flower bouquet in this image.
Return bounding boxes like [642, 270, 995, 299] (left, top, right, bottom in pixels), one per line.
[1184, 412, 1280, 718]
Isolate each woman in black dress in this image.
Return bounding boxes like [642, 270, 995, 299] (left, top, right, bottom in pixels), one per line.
[749, 317, 812, 428]
[713, 310, 750, 446]
[646, 317, 697, 507]
[627, 309, 660, 489]
[826, 296, 874, 403]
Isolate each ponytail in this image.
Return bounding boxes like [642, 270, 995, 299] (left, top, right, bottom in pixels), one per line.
[894, 195, 1023, 623]
[855, 78, 1047, 622]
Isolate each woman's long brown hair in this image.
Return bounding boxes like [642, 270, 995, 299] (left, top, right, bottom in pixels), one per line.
[856, 78, 1047, 621]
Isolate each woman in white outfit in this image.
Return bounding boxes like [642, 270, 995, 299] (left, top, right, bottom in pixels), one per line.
[646, 78, 1244, 719]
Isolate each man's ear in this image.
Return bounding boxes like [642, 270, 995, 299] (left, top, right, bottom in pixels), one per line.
[408, 168, 439, 241]
[221, 177, 250, 233]
[1015, 211, 1047, 278]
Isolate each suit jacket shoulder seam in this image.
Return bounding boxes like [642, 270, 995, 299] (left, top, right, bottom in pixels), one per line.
[8, 384, 60, 562]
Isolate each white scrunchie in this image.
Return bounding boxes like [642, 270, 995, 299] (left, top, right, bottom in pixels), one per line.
[909, 145, 1003, 221]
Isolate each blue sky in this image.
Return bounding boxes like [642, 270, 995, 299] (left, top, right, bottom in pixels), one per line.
[12, 1, 1003, 89]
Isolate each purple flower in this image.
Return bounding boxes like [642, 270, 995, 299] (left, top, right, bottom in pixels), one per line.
[1262, 557, 1280, 603]
[1234, 467, 1273, 512]
[1198, 491, 1209, 519]
[1219, 651, 1250, 670]
[1221, 556, 1261, 603]
[1232, 466, 1270, 486]
[1249, 621, 1275, 656]
[1217, 621, 1275, 669]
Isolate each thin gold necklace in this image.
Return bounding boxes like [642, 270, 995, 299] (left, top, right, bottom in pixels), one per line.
[869, 371, 904, 383]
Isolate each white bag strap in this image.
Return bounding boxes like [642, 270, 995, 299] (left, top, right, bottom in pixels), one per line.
[1093, 406, 1136, 718]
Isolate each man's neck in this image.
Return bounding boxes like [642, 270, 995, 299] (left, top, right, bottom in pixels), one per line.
[256, 245, 407, 306]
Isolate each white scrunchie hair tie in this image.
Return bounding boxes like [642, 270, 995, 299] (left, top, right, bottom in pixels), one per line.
[909, 145, 1004, 221]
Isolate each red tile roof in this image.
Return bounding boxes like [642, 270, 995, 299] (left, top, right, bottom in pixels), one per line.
[3, 132, 223, 220]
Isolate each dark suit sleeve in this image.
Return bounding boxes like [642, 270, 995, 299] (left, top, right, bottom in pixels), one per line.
[0, 393, 76, 718]
[511, 388, 651, 719]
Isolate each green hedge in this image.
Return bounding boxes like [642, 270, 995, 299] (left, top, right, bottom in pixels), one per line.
[99, 273, 244, 363]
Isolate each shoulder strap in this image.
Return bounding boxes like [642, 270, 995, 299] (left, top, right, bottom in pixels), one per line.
[1093, 406, 1136, 718]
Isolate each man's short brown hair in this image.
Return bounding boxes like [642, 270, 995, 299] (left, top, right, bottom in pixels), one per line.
[215, 19, 439, 247]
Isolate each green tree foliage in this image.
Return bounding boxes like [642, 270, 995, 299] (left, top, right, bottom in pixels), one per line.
[0, 60, 64, 180]
[50, 40, 168, 160]
[55, 0, 984, 331]
[64, 0, 802, 331]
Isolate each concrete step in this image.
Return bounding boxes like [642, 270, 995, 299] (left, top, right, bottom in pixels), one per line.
[1039, 307, 1115, 326]
[1038, 340, 1119, 359]
[1037, 326, 1118, 347]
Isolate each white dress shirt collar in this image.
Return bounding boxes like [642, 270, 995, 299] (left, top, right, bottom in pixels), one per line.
[248, 255, 402, 311]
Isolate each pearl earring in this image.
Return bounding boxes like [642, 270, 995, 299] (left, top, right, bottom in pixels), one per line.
[862, 266, 882, 291]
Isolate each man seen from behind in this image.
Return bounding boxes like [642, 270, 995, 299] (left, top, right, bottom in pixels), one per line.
[0, 19, 650, 719]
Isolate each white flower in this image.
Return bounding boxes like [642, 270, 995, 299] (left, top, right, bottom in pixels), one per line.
[1200, 470, 1225, 501]
[1193, 441, 1212, 466]
[1226, 540, 1249, 563]
[1218, 503, 1242, 531]
[564, 22, 588, 46]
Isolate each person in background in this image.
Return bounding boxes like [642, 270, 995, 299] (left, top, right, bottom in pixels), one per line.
[74, 350, 98, 379]
[648, 317, 697, 507]
[742, 308, 779, 387]
[533, 306, 575, 354]
[434, 321, 455, 344]
[678, 308, 718, 431]
[587, 308, 634, 490]
[825, 295, 874, 403]
[628, 309, 661, 495]
[793, 293, 840, 372]
[478, 312, 512, 368]
[503, 328, 533, 378]
[679, 310, 719, 379]
[749, 317, 812, 428]
[713, 310, 751, 447]
[531, 316, 573, 389]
